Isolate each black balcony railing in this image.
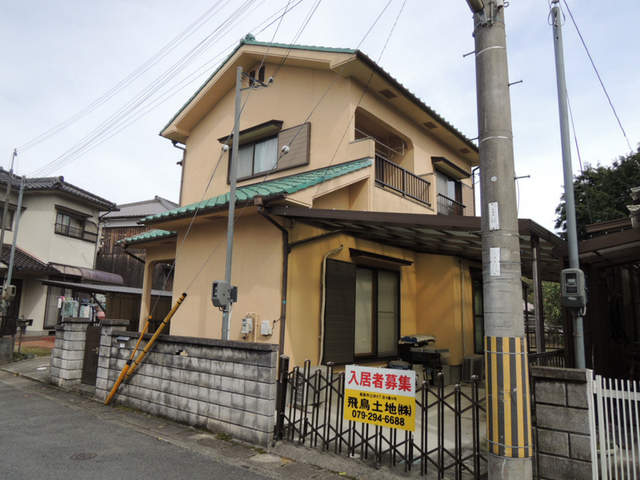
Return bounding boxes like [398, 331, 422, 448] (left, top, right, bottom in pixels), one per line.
[437, 193, 466, 216]
[55, 223, 98, 242]
[375, 156, 431, 206]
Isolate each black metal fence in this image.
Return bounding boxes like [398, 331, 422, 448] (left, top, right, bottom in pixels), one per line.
[529, 349, 566, 368]
[275, 357, 487, 478]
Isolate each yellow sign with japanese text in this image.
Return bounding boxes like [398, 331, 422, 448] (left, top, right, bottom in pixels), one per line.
[344, 365, 416, 432]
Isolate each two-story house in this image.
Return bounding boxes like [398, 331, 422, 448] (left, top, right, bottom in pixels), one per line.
[125, 35, 563, 376]
[0, 170, 120, 332]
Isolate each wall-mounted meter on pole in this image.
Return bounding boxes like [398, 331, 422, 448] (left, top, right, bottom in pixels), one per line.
[561, 268, 587, 308]
[211, 281, 238, 308]
[0, 285, 16, 301]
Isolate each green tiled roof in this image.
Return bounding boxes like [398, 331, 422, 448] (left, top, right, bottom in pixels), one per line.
[142, 158, 372, 224]
[118, 229, 177, 246]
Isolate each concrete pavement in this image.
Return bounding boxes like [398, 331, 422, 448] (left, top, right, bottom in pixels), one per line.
[0, 357, 422, 480]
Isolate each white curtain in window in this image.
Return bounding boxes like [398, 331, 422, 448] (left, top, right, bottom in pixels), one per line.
[237, 144, 254, 179]
[253, 137, 278, 174]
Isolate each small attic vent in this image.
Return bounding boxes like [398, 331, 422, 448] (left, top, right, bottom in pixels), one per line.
[459, 148, 471, 154]
[379, 89, 397, 99]
[423, 121, 437, 129]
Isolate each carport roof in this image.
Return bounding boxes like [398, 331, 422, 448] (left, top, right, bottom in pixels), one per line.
[265, 206, 565, 281]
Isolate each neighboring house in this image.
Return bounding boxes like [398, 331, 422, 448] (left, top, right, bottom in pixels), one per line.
[91, 196, 178, 331]
[96, 196, 177, 289]
[555, 210, 640, 379]
[0, 170, 121, 332]
[125, 35, 564, 374]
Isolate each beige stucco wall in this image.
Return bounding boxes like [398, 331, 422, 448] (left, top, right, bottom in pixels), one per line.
[180, 63, 357, 207]
[17, 277, 48, 331]
[146, 47, 481, 366]
[152, 214, 283, 341]
[10, 193, 99, 267]
[177, 60, 474, 215]
[415, 254, 476, 366]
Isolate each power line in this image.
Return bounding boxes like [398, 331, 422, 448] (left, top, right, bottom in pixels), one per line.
[28, 0, 266, 177]
[17, 0, 234, 154]
[562, 0, 633, 153]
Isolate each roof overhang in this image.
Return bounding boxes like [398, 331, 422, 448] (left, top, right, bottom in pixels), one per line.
[265, 206, 565, 281]
[161, 41, 478, 165]
[554, 227, 640, 268]
[48, 263, 124, 285]
[39, 279, 171, 297]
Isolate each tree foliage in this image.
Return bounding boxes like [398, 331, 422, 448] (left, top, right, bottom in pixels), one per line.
[555, 148, 640, 240]
[523, 279, 562, 326]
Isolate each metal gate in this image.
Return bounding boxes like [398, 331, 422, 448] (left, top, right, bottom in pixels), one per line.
[81, 325, 101, 385]
[275, 357, 487, 478]
[592, 373, 640, 480]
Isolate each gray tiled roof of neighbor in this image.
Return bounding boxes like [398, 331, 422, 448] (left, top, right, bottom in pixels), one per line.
[102, 196, 179, 219]
[118, 229, 177, 246]
[162, 35, 477, 151]
[0, 245, 59, 274]
[0, 169, 116, 210]
[142, 158, 372, 224]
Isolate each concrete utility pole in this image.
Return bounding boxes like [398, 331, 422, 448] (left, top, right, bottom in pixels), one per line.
[466, 1, 533, 478]
[221, 66, 243, 341]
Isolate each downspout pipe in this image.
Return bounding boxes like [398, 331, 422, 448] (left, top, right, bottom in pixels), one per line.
[319, 245, 343, 365]
[256, 206, 289, 359]
[459, 259, 467, 358]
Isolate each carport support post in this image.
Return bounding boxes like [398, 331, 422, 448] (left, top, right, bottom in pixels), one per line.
[470, 4, 533, 478]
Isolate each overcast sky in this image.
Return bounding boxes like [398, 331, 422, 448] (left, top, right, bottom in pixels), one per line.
[1, 0, 638, 233]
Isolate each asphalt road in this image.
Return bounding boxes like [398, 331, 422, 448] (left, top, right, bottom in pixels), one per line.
[0, 372, 276, 480]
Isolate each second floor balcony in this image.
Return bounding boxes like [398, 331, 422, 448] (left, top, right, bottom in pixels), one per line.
[374, 156, 431, 206]
[437, 194, 466, 216]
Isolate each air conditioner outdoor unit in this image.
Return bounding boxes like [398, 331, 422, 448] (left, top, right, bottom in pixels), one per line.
[462, 355, 484, 382]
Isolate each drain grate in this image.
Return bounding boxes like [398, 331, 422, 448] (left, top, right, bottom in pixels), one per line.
[70, 453, 98, 461]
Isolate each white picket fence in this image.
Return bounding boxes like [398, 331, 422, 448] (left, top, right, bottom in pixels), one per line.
[592, 374, 640, 480]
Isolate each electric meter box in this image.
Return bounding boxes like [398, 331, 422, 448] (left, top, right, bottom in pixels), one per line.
[241, 317, 253, 334]
[561, 268, 587, 308]
[211, 281, 238, 308]
[1, 285, 16, 301]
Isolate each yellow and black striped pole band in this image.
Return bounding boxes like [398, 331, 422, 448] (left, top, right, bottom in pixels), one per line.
[485, 336, 533, 458]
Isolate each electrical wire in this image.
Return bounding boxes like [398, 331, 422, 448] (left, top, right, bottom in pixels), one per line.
[154, 0, 405, 305]
[144, 1, 305, 311]
[28, 0, 263, 177]
[566, 93, 594, 225]
[17, 0, 233, 154]
[561, 0, 633, 153]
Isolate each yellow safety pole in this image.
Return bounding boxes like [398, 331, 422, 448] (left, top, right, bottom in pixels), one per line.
[104, 293, 186, 405]
[104, 317, 151, 405]
[125, 292, 187, 379]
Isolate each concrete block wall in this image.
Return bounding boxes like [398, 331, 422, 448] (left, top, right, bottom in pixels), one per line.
[0, 336, 14, 364]
[531, 366, 594, 480]
[50, 318, 92, 388]
[94, 330, 279, 447]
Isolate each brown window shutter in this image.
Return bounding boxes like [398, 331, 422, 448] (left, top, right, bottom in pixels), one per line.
[323, 259, 356, 365]
[277, 123, 310, 171]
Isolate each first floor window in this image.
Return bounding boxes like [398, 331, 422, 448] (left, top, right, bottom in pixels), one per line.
[324, 259, 400, 364]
